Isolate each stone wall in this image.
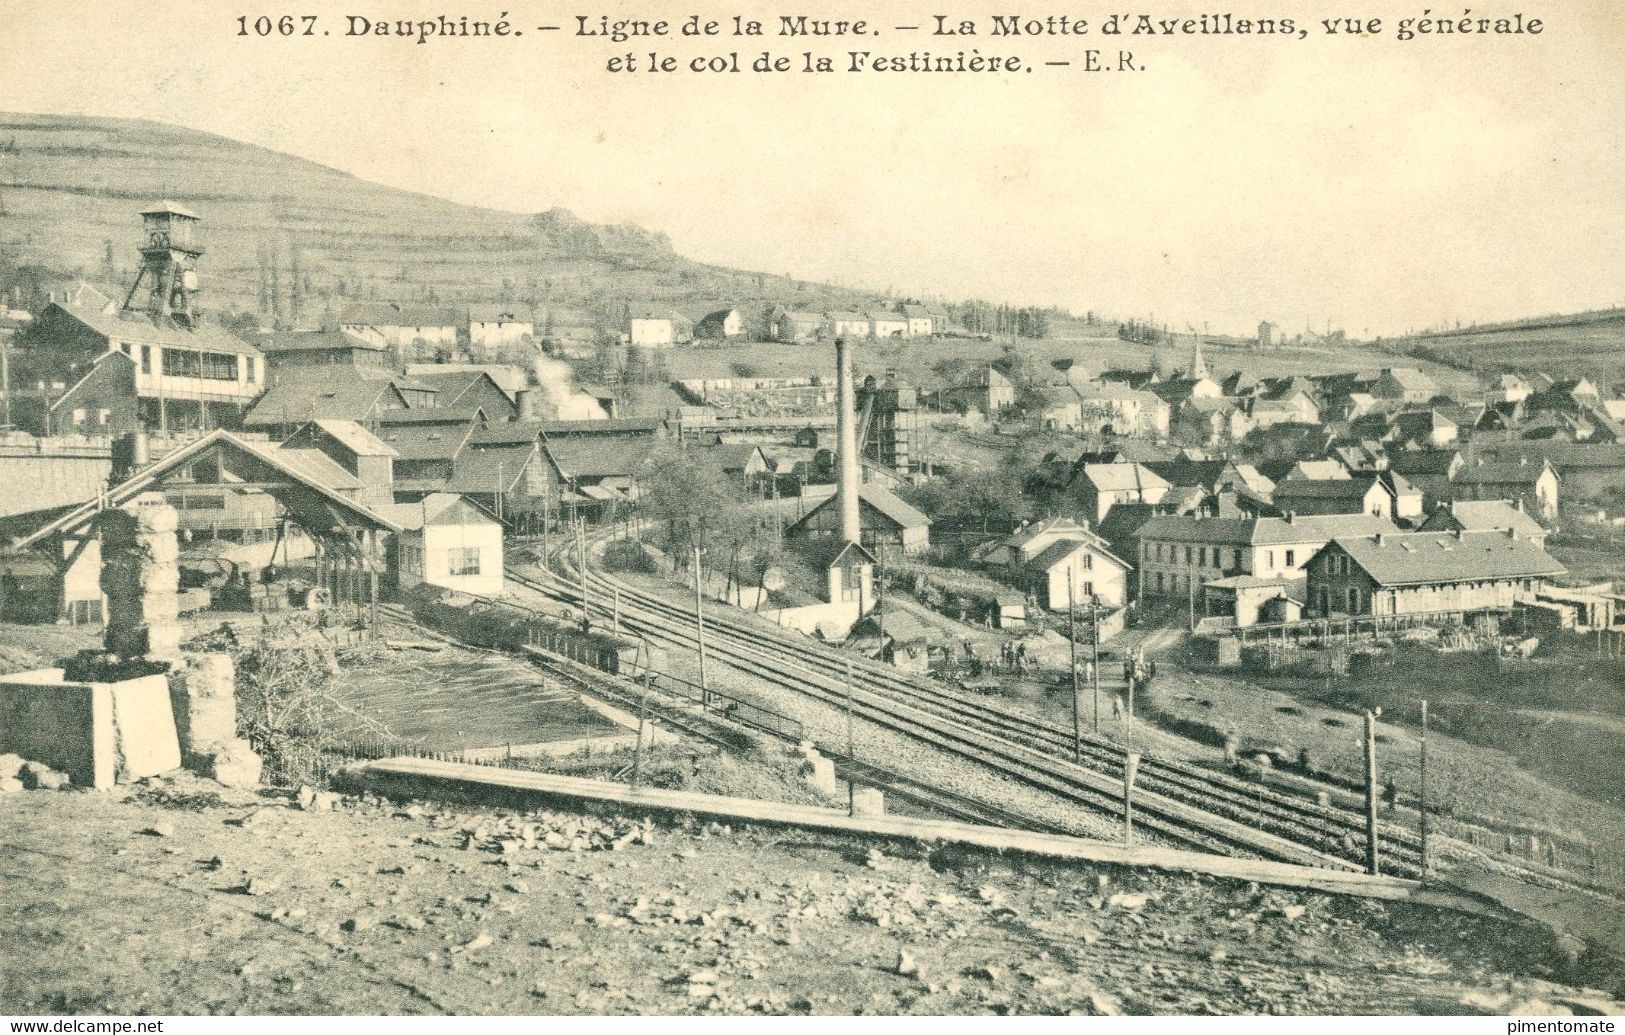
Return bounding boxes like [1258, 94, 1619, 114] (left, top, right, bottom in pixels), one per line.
[100, 495, 181, 660]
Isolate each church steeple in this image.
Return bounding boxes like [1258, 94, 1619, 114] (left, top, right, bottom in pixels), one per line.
[1187, 332, 1208, 381]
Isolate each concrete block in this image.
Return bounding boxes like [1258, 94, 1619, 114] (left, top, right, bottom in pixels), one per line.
[168, 653, 239, 762]
[800, 753, 837, 797]
[0, 668, 179, 790]
[852, 787, 886, 817]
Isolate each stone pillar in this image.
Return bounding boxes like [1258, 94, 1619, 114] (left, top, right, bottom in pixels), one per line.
[100, 495, 181, 661]
[167, 652, 237, 763]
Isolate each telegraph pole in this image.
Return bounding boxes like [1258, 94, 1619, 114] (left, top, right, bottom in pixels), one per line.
[1067, 572, 1081, 763]
[577, 518, 590, 619]
[1364, 709, 1381, 876]
[844, 657, 857, 818]
[692, 546, 709, 693]
[1419, 699, 1430, 874]
[1124, 751, 1140, 845]
[631, 669, 650, 790]
[1091, 599, 1101, 732]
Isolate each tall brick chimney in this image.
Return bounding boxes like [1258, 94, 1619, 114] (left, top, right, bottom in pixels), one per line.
[834, 336, 861, 545]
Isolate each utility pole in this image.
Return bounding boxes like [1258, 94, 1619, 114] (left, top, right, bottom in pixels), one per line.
[613, 585, 622, 634]
[1091, 599, 1101, 733]
[692, 545, 709, 694]
[577, 518, 590, 618]
[1124, 750, 1140, 845]
[844, 657, 856, 818]
[1067, 571, 1082, 763]
[631, 669, 650, 790]
[1419, 699, 1430, 875]
[1364, 708, 1381, 876]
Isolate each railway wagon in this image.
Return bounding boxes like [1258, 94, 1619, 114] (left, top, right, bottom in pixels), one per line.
[406, 585, 658, 676]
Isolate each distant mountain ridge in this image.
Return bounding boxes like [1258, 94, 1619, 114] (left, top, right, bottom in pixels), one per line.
[0, 112, 864, 326]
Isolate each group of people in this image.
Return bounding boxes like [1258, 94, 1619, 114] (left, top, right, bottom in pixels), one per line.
[998, 639, 1034, 673]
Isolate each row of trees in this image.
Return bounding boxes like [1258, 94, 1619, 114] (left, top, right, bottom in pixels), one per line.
[949, 301, 1055, 339]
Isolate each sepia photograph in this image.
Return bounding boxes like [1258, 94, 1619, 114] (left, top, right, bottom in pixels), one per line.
[0, 0, 1621, 1021]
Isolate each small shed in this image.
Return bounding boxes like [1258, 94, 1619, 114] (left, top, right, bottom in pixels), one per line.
[388, 494, 504, 597]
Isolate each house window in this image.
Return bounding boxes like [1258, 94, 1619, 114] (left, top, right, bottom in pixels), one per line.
[401, 544, 423, 576]
[1266, 550, 1274, 569]
[1198, 547, 1207, 567]
[1154, 543, 1163, 562]
[97, 409, 111, 425]
[140, 345, 152, 374]
[1346, 587, 1360, 612]
[72, 407, 86, 425]
[244, 357, 257, 383]
[1285, 549, 1296, 568]
[1184, 546, 1193, 565]
[448, 547, 481, 577]
[1084, 581, 1094, 596]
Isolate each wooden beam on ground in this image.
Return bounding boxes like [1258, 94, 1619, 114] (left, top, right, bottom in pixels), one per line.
[352, 756, 1513, 919]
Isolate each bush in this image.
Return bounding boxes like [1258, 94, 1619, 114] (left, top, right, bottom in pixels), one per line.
[602, 538, 658, 574]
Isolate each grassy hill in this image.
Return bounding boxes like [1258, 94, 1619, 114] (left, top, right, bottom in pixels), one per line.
[1380, 310, 1625, 387]
[0, 112, 869, 327]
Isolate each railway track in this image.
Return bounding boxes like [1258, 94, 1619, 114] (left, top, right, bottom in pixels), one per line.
[376, 603, 1062, 832]
[510, 551, 1380, 870]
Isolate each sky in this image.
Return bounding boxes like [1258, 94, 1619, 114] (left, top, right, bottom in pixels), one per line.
[3, 0, 1622, 337]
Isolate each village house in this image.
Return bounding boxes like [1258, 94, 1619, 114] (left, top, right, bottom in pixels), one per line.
[970, 518, 1131, 610]
[786, 483, 931, 556]
[1419, 498, 1547, 546]
[869, 312, 910, 339]
[1386, 448, 1464, 507]
[1246, 391, 1320, 430]
[1071, 463, 1172, 525]
[1305, 529, 1564, 618]
[694, 308, 746, 341]
[772, 308, 825, 344]
[1134, 512, 1396, 604]
[1451, 455, 1560, 522]
[897, 303, 936, 337]
[466, 305, 537, 347]
[256, 329, 388, 376]
[339, 302, 460, 351]
[1271, 476, 1393, 519]
[948, 367, 1017, 416]
[1072, 381, 1170, 438]
[1487, 373, 1532, 405]
[1392, 408, 1459, 448]
[627, 311, 691, 348]
[827, 312, 872, 339]
[1370, 367, 1439, 405]
[1034, 386, 1083, 431]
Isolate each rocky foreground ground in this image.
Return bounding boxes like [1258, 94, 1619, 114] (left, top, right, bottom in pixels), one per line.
[1, 773, 1618, 1017]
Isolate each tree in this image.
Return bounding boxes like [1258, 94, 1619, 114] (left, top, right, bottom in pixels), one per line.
[636, 445, 750, 562]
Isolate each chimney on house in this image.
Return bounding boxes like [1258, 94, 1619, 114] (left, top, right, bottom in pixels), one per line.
[1286, 510, 1297, 524]
[1375, 533, 1386, 546]
[834, 337, 861, 545]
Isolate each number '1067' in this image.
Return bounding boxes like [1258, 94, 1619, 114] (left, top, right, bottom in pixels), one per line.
[236, 15, 318, 36]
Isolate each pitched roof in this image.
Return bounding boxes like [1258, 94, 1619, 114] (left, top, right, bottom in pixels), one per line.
[255, 328, 384, 353]
[376, 421, 475, 461]
[857, 484, 930, 529]
[1422, 500, 1545, 539]
[1136, 513, 1396, 546]
[266, 447, 363, 491]
[545, 437, 660, 479]
[1023, 537, 1131, 574]
[1272, 477, 1383, 501]
[339, 302, 460, 328]
[309, 419, 396, 458]
[467, 304, 538, 324]
[445, 444, 534, 494]
[49, 302, 260, 356]
[375, 407, 487, 426]
[244, 371, 406, 426]
[1387, 449, 1461, 477]
[1329, 530, 1564, 587]
[1455, 458, 1555, 485]
[1075, 463, 1172, 494]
